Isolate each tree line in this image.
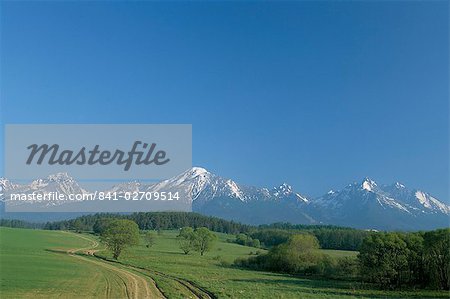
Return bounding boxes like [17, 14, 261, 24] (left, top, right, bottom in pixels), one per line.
[235, 228, 450, 290]
[1, 214, 384, 251]
[230, 233, 261, 248]
[359, 229, 449, 290]
[0, 218, 42, 229]
[43, 212, 250, 234]
[235, 233, 359, 280]
[250, 226, 369, 250]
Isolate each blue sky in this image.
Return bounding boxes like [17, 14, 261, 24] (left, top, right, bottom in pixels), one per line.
[0, 1, 448, 200]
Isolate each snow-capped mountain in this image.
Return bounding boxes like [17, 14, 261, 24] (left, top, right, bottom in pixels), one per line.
[0, 173, 88, 216]
[309, 178, 450, 230]
[146, 167, 249, 205]
[107, 169, 448, 229]
[106, 167, 313, 225]
[382, 183, 450, 215]
[0, 178, 19, 196]
[0, 173, 91, 222]
[272, 183, 309, 203]
[108, 170, 448, 229]
[1, 173, 87, 197]
[1, 168, 448, 230]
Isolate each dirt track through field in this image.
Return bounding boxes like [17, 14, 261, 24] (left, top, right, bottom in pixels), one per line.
[64, 232, 165, 299]
[62, 232, 214, 299]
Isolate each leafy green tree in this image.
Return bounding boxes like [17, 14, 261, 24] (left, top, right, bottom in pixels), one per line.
[267, 234, 322, 274]
[236, 233, 248, 245]
[252, 239, 261, 248]
[144, 231, 156, 248]
[288, 233, 320, 252]
[400, 232, 425, 286]
[423, 228, 450, 290]
[100, 219, 140, 260]
[194, 227, 217, 256]
[178, 227, 195, 254]
[334, 256, 359, 279]
[358, 233, 409, 288]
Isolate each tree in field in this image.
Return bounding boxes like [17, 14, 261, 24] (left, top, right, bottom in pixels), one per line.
[100, 219, 140, 260]
[235, 233, 248, 245]
[423, 228, 450, 290]
[288, 233, 320, 252]
[358, 233, 409, 288]
[193, 227, 217, 256]
[267, 234, 322, 274]
[400, 232, 425, 286]
[144, 231, 156, 248]
[178, 227, 196, 254]
[251, 239, 261, 248]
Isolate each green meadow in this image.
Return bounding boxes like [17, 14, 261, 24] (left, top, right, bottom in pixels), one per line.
[0, 227, 107, 298]
[99, 230, 447, 299]
[0, 227, 448, 299]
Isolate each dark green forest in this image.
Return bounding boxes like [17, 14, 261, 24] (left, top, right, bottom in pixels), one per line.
[42, 212, 250, 234]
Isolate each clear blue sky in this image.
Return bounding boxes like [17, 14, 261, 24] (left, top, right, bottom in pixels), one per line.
[0, 1, 448, 201]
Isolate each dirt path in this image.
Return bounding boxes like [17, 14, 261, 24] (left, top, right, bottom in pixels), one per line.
[64, 232, 165, 299]
[116, 263, 215, 299]
[61, 232, 215, 299]
[71, 254, 154, 298]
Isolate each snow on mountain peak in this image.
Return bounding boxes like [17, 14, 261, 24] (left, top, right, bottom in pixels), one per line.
[414, 191, 450, 214]
[190, 167, 209, 176]
[415, 191, 431, 208]
[165, 167, 211, 186]
[271, 183, 308, 203]
[0, 178, 11, 187]
[395, 182, 406, 189]
[0, 177, 17, 192]
[110, 181, 141, 193]
[273, 183, 293, 195]
[362, 178, 377, 192]
[225, 179, 244, 200]
[296, 193, 309, 203]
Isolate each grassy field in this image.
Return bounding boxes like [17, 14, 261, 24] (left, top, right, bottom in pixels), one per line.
[0, 227, 108, 298]
[98, 230, 448, 299]
[1, 227, 448, 299]
[0, 227, 163, 299]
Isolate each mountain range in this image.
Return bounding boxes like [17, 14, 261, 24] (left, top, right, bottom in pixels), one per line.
[1, 167, 449, 230]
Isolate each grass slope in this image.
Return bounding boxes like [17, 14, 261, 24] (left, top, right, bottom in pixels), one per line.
[98, 230, 447, 299]
[0, 227, 104, 298]
[1, 227, 448, 299]
[0, 227, 121, 298]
